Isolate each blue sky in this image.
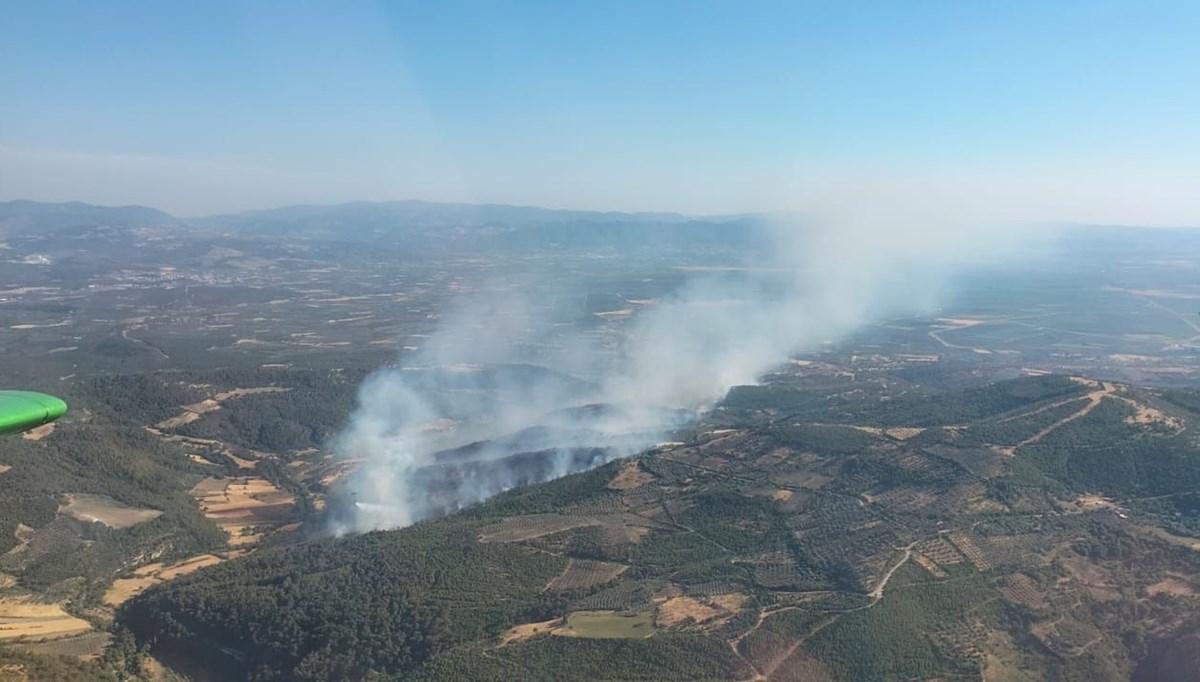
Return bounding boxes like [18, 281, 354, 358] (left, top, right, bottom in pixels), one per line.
[1, 1, 1198, 222]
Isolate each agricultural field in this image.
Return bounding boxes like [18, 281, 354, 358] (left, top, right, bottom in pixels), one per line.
[104, 554, 226, 606]
[190, 475, 297, 547]
[565, 610, 655, 639]
[57, 493, 162, 529]
[0, 598, 91, 641]
[546, 559, 627, 591]
[10, 631, 111, 659]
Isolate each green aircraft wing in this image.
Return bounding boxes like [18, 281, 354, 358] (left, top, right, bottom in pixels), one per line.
[0, 391, 68, 436]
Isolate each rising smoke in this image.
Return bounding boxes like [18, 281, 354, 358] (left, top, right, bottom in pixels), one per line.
[333, 207, 1039, 533]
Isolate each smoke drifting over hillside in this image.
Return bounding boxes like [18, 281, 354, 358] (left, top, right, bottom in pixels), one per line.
[334, 209, 1035, 533]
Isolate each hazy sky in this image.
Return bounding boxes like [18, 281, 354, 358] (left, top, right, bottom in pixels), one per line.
[2, 1, 1198, 223]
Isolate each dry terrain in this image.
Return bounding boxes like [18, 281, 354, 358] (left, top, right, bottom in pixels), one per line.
[58, 494, 162, 529]
[191, 476, 296, 547]
[104, 554, 226, 606]
[0, 598, 91, 641]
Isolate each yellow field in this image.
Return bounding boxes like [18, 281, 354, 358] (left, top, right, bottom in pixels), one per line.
[158, 554, 222, 580]
[190, 476, 297, 548]
[656, 596, 722, 627]
[104, 554, 225, 606]
[103, 577, 160, 606]
[0, 598, 91, 640]
[498, 618, 561, 645]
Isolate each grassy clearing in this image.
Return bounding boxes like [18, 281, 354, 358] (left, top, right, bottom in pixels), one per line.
[58, 493, 162, 529]
[566, 610, 655, 639]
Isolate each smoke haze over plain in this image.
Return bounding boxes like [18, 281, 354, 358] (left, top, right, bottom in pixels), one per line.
[334, 203, 1044, 532]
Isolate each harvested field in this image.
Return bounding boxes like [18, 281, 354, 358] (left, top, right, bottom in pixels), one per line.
[103, 577, 159, 606]
[711, 592, 749, 611]
[546, 559, 627, 591]
[608, 460, 655, 491]
[58, 494, 162, 529]
[104, 554, 225, 606]
[11, 631, 110, 659]
[191, 476, 296, 547]
[158, 554, 222, 580]
[190, 477, 227, 497]
[193, 477, 294, 516]
[0, 598, 91, 640]
[498, 619, 561, 645]
[656, 596, 722, 628]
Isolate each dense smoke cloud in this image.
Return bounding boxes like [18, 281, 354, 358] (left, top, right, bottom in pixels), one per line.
[333, 208, 1036, 533]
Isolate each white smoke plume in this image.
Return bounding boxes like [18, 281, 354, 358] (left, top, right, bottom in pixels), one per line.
[333, 204, 1039, 533]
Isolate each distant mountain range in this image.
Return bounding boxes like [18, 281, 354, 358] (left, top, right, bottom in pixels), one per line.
[0, 199, 773, 251]
[4, 199, 1199, 257]
[0, 200, 178, 234]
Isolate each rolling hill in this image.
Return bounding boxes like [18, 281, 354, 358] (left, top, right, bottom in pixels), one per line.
[117, 373, 1200, 681]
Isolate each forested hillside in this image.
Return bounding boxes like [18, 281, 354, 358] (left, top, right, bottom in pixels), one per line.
[119, 374, 1200, 681]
